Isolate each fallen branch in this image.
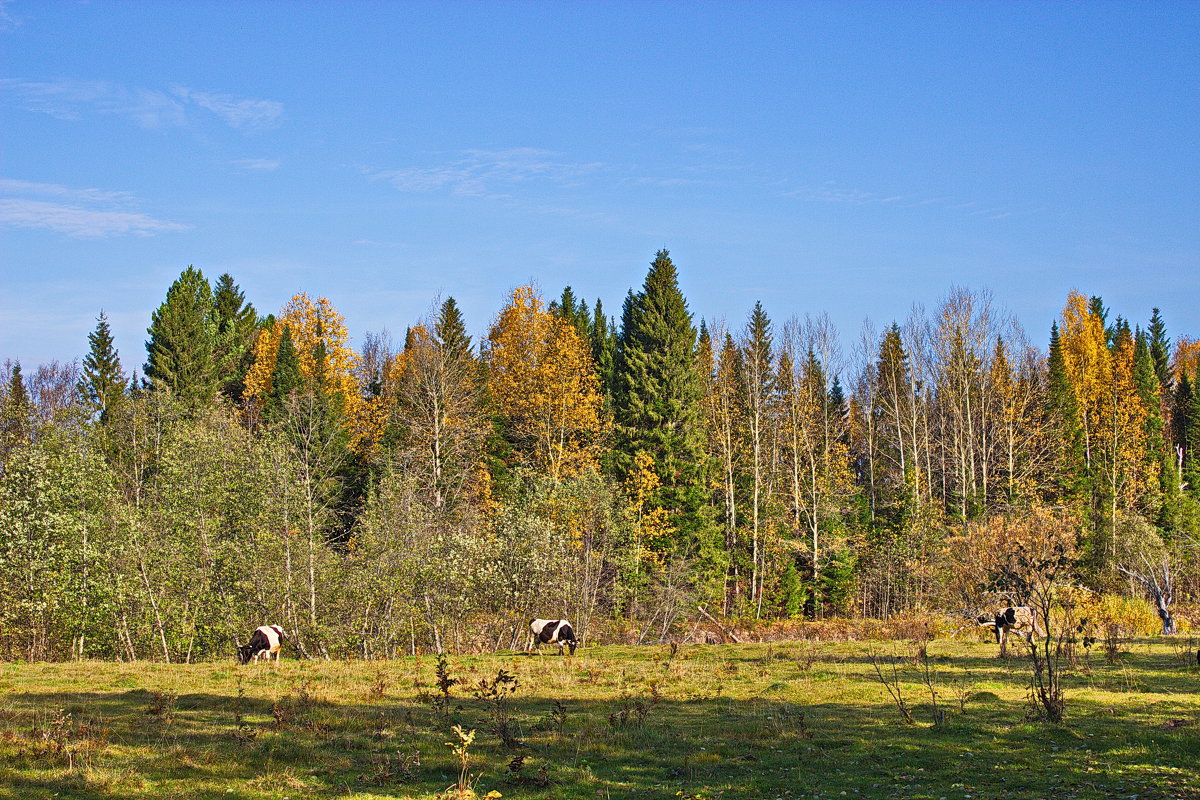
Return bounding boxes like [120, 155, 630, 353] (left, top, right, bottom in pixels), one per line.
[696, 605, 741, 644]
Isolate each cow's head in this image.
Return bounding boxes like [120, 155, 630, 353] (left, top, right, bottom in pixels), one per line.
[237, 643, 255, 665]
[568, 639, 577, 656]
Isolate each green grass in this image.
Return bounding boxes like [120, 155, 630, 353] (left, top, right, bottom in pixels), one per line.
[1, 638, 1197, 799]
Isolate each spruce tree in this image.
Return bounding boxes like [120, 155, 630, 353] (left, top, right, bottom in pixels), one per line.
[266, 326, 302, 420]
[79, 311, 126, 423]
[1, 362, 32, 464]
[872, 324, 916, 525]
[434, 297, 472, 358]
[589, 298, 617, 406]
[144, 265, 218, 403]
[1148, 308, 1172, 392]
[1089, 295, 1114, 347]
[613, 249, 715, 557]
[550, 286, 591, 342]
[212, 273, 259, 402]
[828, 375, 846, 416]
[1133, 329, 1166, 516]
[1178, 370, 1200, 498]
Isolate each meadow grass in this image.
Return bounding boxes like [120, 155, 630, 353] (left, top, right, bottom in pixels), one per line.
[0, 637, 1197, 799]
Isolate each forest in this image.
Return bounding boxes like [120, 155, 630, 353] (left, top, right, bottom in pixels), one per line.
[1, 250, 1198, 662]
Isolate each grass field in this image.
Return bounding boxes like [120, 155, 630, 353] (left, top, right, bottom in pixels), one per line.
[1, 637, 1197, 799]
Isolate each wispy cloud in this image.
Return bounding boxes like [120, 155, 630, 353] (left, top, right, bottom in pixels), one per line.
[783, 180, 1020, 221]
[171, 87, 283, 132]
[370, 148, 602, 198]
[0, 178, 135, 206]
[782, 182, 909, 206]
[1, 78, 283, 131]
[231, 158, 282, 172]
[0, 179, 187, 237]
[0, 0, 18, 32]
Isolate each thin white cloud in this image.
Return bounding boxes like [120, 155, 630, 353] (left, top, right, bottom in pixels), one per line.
[231, 158, 282, 171]
[171, 87, 283, 131]
[0, 0, 18, 31]
[783, 181, 1019, 220]
[1, 78, 282, 132]
[783, 182, 909, 205]
[371, 148, 602, 198]
[0, 180, 187, 238]
[0, 178, 135, 206]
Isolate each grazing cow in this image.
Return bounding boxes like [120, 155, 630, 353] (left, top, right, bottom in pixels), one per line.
[529, 619, 578, 655]
[977, 606, 1043, 656]
[238, 624, 286, 664]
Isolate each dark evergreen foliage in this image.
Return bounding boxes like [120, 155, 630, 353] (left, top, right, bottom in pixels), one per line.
[79, 311, 126, 423]
[1148, 307, 1172, 391]
[212, 273, 259, 402]
[435, 296, 473, 358]
[267, 326, 302, 420]
[612, 250, 716, 561]
[144, 265, 218, 403]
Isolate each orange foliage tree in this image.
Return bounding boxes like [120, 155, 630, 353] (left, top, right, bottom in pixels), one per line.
[244, 293, 370, 444]
[1057, 292, 1150, 556]
[486, 286, 605, 481]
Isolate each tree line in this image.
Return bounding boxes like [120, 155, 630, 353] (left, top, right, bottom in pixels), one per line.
[1, 251, 1197, 661]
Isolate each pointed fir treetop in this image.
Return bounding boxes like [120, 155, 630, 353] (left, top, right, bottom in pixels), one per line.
[1148, 307, 1172, 391]
[1, 362, 31, 454]
[611, 250, 713, 547]
[550, 285, 591, 342]
[876, 324, 910, 385]
[80, 310, 126, 421]
[213, 273, 258, 336]
[145, 265, 217, 403]
[828, 374, 846, 412]
[5, 362, 28, 408]
[212, 273, 259, 402]
[743, 301, 774, 382]
[435, 296, 472, 358]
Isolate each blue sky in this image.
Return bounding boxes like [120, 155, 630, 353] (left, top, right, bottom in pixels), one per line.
[2, 1, 1197, 371]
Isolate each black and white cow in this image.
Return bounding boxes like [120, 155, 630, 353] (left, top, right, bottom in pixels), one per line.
[977, 606, 1043, 656]
[238, 624, 286, 664]
[529, 619, 578, 655]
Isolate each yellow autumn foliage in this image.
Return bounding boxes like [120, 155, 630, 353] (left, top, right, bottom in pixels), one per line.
[625, 451, 673, 565]
[486, 286, 605, 481]
[244, 293, 374, 446]
[1174, 336, 1200, 381]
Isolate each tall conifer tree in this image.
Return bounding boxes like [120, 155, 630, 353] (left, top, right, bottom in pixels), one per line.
[434, 297, 472, 358]
[1047, 320, 1086, 502]
[613, 250, 715, 558]
[212, 273, 259, 402]
[1148, 308, 1172, 392]
[79, 311, 126, 422]
[267, 326, 302, 420]
[1178, 371, 1200, 497]
[144, 265, 217, 403]
[1133, 330, 1166, 517]
[0, 363, 31, 466]
[589, 299, 617, 407]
